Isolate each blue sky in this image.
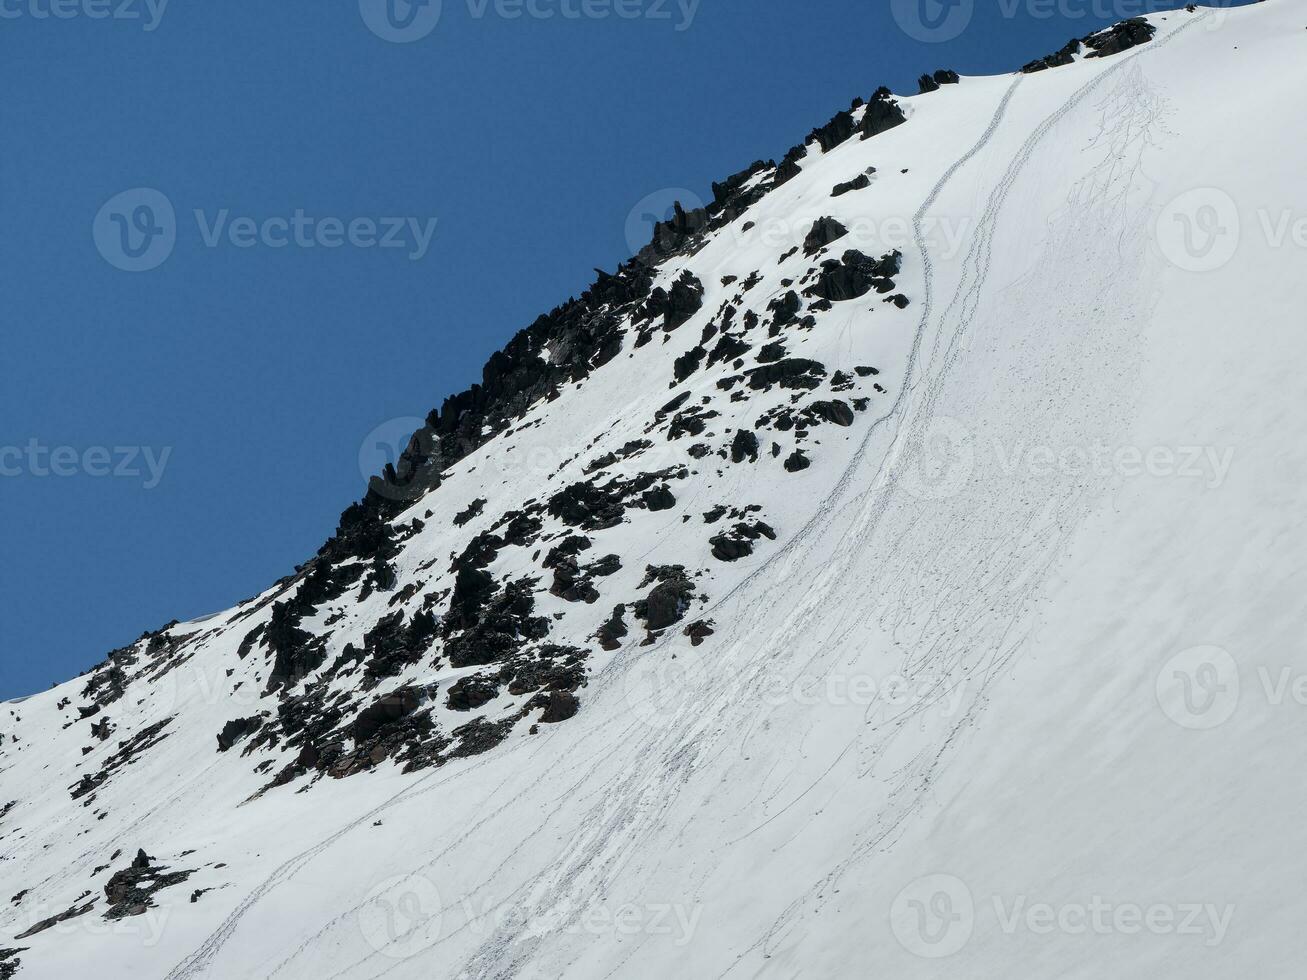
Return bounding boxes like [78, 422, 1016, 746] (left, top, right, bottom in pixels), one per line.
[0, 0, 1241, 699]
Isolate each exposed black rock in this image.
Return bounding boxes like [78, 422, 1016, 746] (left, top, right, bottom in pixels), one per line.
[447, 717, 516, 760]
[804, 249, 902, 303]
[1023, 17, 1156, 73]
[447, 675, 501, 712]
[804, 217, 849, 256]
[705, 332, 751, 369]
[747, 358, 828, 392]
[860, 87, 906, 140]
[0, 948, 24, 980]
[673, 345, 706, 383]
[710, 521, 777, 562]
[919, 68, 960, 92]
[784, 449, 811, 473]
[667, 405, 720, 441]
[352, 687, 426, 743]
[584, 439, 652, 474]
[15, 901, 95, 940]
[360, 609, 438, 685]
[548, 479, 629, 530]
[804, 399, 856, 427]
[70, 717, 173, 801]
[731, 429, 760, 464]
[453, 498, 487, 527]
[216, 716, 262, 753]
[550, 553, 621, 604]
[773, 143, 807, 186]
[1085, 17, 1156, 58]
[535, 689, 579, 724]
[445, 578, 549, 669]
[806, 108, 858, 153]
[642, 484, 677, 511]
[767, 290, 803, 330]
[638, 271, 705, 335]
[634, 566, 695, 631]
[507, 646, 587, 697]
[595, 605, 629, 651]
[543, 534, 592, 568]
[684, 621, 715, 647]
[104, 850, 193, 920]
[831, 173, 872, 197]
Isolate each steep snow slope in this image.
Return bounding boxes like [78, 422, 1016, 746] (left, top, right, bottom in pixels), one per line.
[3, 4, 1305, 977]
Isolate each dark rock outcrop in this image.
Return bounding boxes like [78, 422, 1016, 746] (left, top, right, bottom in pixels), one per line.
[832, 173, 872, 198]
[731, 429, 760, 464]
[634, 566, 695, 631]
[804, 249, 902, 303]
[216, 716, 262, 753]
[784, 449, 811, 473]
[103, 850, 193, 920]
[919, 69, 960, 92]
[1023, 17, 1156, 73]
[860, 87, 906, 140]
[803, 217, 849, 256]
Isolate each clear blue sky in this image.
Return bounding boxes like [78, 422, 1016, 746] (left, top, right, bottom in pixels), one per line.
[0, 0, 1240, 699]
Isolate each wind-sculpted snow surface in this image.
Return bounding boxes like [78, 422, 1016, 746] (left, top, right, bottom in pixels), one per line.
[5, 4, 1307, 977]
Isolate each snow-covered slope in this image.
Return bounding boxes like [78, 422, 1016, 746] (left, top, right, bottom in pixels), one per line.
[4, 4, 1306, 977]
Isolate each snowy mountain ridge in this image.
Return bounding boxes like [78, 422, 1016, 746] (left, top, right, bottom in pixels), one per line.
[4, 3, 1307, 976]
